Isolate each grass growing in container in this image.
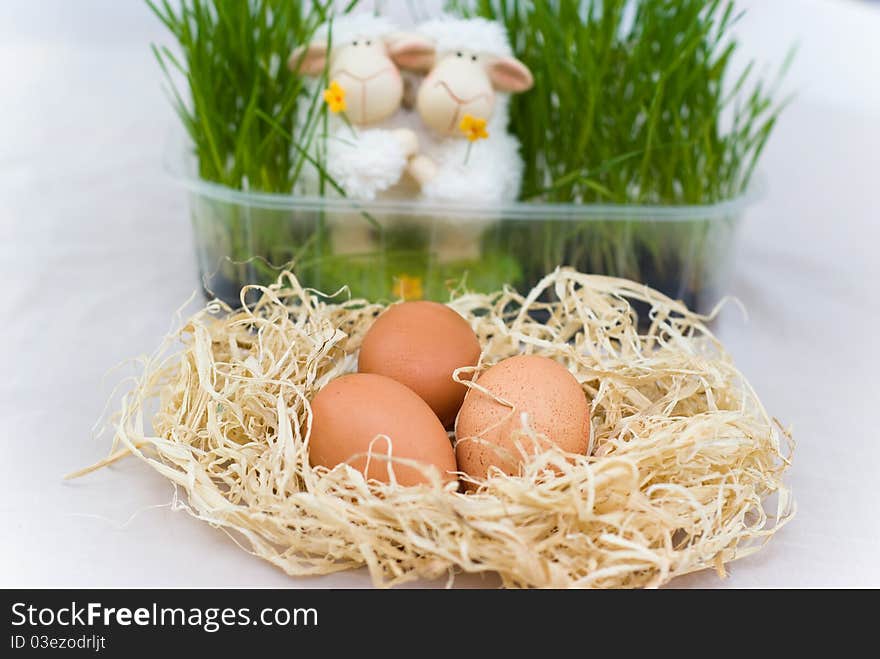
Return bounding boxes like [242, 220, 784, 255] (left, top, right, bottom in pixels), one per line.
[148, 0, 359, 300]
[451, 0, 790, 306]
[151, 1, 789, 309]
[147, 0, 339, 192]
[148, 0, 502, 302]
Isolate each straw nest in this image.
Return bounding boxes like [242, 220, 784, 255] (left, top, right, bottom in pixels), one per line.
[79, 268, 794, 588]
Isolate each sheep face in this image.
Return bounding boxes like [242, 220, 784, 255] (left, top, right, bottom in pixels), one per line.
[417, 51, 495, 137]
[329, 40, 403, 125]
[291, 34, 431, 126]
[412, 48, 534, 138]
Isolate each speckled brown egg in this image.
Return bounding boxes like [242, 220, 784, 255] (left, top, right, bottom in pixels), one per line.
[455, 354, 591, 482]
[358, 301, 481, 428]
[309, 373, 457, 487]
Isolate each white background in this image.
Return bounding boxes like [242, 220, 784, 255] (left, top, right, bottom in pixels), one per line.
[1, 0, 878, 588]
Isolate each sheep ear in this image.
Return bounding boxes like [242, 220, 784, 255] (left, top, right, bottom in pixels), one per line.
[488, 56, 534, 93]
[387, 34, 436, 72]
[289, 42, 328, 76]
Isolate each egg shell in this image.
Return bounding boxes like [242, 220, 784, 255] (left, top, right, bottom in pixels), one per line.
[455, 354, 591, 482]
[309, 373, 457, 487]
[358, 301, 481, 428]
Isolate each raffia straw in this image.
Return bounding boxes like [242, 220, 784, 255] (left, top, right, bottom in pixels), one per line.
[73, 268, 794, 588]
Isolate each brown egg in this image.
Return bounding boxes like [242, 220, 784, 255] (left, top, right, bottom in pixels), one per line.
[309, 373, 457, 487]
[358, 301, 481, 428]
[455, 355, 591, 482]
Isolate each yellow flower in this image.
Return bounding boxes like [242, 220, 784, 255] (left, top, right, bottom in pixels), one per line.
[459, 114, 489, 142]
[323, 80, 346, 114]
[392, 274, 423, 301]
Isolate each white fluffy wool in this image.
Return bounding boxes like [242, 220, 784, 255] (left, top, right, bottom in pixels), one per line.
[312, 13, 397, 48]
[417, 15, 514, 58]
[420, 107, 523, 204]
[325, 128, 407, 201]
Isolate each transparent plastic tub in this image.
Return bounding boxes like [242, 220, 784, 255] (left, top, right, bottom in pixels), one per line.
[169, 144, 755, 314]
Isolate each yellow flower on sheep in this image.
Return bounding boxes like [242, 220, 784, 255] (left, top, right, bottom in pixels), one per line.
[392, 274, 423, 301]
[323, 80, 346, 114]
[459, 114, 489, 142]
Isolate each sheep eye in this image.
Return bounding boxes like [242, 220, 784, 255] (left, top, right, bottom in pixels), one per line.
[456, 51, 463, 58]
[471, 54, 478, 61]
[352, 40, 359, 46]
[365, 39, 372, 46]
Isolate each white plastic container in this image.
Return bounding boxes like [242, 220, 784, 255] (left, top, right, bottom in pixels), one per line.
[170, 145, 754, 313]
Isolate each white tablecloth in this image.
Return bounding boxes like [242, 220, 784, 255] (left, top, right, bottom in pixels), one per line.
[2, 0, 878, 588]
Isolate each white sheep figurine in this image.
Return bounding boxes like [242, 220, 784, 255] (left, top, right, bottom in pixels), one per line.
[289, 14, 432, 200]
[394, 16, 534, 205]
